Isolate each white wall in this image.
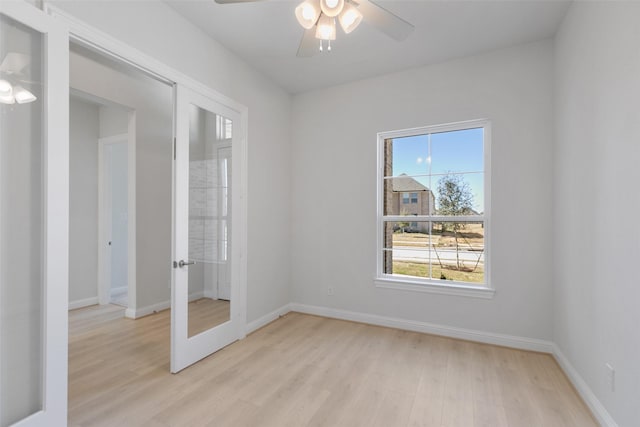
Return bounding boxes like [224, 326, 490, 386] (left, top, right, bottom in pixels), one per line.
[291, 40, 555, 341]
[99, 105, 128, 138]
[53, 0, 292, 322]
[69, 96, 99, 305]
[554, 2, 640, 426]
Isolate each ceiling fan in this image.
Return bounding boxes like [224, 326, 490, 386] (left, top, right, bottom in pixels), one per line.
[214, 0, 414, 57]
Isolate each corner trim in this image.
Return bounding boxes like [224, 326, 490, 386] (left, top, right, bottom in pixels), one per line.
[289, 303, 553, 353]
[68, 297, 98, 310]
[552, 344, 619, 427]
[246, 304, 292, 335]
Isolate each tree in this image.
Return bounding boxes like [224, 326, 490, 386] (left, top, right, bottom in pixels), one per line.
[436, 173, 474, 270]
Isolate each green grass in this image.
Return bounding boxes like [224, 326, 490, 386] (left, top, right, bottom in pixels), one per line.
[392, 261, 484, 284]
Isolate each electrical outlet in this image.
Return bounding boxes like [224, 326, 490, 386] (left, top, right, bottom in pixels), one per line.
[605, 363, 615, 392]
[327, 286, 334, 296]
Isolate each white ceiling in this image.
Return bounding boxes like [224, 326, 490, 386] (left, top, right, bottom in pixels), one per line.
[166, 0, 571, 94]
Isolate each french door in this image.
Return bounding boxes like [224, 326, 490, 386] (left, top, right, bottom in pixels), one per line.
[171, 85, 244, 373]
[0, 2, 68, 426]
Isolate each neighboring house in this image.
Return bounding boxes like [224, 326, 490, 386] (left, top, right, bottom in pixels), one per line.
[391, 174, 435, 233]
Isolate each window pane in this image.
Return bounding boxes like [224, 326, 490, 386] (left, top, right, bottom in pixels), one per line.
[382, 221, 485, 285]
[430, 127, 484, 175]
[431, 221, 484, 283]
[383, 222, 432, 248]
[0, 13, 44, 425]
[383, 135, 428, 177]
[434, 172, 484, 216]
[382, 221, 433, 279]
[383, 177, 435, 216]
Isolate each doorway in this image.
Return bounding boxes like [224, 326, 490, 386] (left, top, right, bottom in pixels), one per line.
[68, 40, 174, 319]
[69, 91, 135, 313]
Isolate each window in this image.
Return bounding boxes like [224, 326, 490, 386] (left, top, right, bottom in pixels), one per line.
[402, 192, 418, 204]
[376, 120, 491, 297]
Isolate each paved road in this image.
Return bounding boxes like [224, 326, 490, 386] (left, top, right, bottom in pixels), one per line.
[392, 246, 484, 266]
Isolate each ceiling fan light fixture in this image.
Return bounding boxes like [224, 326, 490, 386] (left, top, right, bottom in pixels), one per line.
[13, 86, 36, 104]
[0, 79, 14, 104]
[338, 3, 362, 34]
[295, 0, 321, 30]
[315, 14, 336, 40]
[320, 0, 344, 18]
[0, 93, 15, 105]
[0, 79, 12, 97]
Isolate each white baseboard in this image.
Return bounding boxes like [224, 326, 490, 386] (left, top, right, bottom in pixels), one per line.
[126, 300, 171, 319]
[246, 303, 292, 335]
[552, 344, 618, 427]
[69, 297, 99, 310]
[289, 303, 554, 353]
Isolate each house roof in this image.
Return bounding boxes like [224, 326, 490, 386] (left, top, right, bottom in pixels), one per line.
[392, 174, 431, 192]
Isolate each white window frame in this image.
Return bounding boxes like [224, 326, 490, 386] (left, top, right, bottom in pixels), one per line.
[375, 119, 494, 299]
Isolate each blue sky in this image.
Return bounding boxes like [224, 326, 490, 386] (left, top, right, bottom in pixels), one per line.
[388, 127, 485, 213]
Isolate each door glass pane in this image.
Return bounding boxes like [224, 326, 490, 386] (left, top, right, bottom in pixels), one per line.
[0, 13, 44, 426]
[187, 104, 231, 338]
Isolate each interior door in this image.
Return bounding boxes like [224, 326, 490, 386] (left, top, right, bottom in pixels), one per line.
[171, 85, 242, 373]
[0, 2, 68, 426]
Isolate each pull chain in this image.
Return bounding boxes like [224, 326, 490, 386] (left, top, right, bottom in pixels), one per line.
[318, 40, 333, 53]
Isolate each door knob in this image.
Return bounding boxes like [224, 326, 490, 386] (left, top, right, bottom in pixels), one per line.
[174, 260, 196, 268]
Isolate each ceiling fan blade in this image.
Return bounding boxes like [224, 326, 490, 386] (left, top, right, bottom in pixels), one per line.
[214, 0, 263, 3]
[0, 52, 30, 74]
[297, 28, 319, 58]
[356, 0, 414, 41]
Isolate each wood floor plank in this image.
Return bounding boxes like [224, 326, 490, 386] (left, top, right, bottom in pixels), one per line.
[68, 307, 598, 427]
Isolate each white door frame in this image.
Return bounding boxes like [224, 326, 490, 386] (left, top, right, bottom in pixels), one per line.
[44, 0, 248, 345]
[0, 2, 69, 426]
[97, 116, 136, 317]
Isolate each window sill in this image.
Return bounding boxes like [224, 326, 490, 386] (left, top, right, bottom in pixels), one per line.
[374, 277, 495, 299]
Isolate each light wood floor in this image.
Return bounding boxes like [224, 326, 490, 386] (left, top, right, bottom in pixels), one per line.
[69, 307, 597, 427]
